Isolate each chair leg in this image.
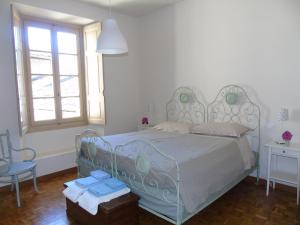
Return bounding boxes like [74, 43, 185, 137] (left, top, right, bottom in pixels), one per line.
[10, 176, 14, 191]
[14, 175, 21, 207]
[32, 167, 39, 192]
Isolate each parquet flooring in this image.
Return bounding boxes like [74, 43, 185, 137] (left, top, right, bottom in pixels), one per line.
[0, 171, 300, 225]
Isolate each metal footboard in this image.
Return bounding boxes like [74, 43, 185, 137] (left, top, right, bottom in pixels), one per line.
[75, 130, 114, 177]
[114, 139, 182, 225]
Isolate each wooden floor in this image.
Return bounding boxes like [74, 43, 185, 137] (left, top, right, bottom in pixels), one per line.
[1, 171, 300, 225]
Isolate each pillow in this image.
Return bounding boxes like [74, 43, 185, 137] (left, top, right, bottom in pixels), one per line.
[191, 122, 251, 137]
[152, 121, 192, 134]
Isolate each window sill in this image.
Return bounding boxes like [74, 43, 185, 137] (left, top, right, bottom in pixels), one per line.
[27, 120, 89, 133]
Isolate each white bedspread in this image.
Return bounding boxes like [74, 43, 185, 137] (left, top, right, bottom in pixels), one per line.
[83, 130, 255, 213]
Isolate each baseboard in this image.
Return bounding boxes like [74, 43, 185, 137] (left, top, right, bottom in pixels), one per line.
[0, 167, 77, 192]
[35, 150, 77, 177]
[1, 171, 295, 195]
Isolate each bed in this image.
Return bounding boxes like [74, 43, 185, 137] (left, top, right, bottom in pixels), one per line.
[76, 85, 260, 225]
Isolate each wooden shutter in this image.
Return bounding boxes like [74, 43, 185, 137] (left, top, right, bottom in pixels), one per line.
[11, 6, 29, 135]
[83, 23, 105, 125]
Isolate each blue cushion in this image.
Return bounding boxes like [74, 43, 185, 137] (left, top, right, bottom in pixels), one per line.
[7, 161, 36, 176]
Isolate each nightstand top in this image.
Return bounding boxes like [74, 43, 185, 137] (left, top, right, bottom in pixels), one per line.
[265, 141, 300, 151]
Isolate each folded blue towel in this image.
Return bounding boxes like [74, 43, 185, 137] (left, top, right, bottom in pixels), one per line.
[88, 183, 115, 197]
[75, 176, 99, 188]
[88, 178, 127, 197]
[90, 170, 111, 181]
[104, 178, 126, 190]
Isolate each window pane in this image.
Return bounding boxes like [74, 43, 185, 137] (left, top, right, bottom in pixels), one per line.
[27, 27, 51, 51]
[61, 97, 80, 119]
[33, 98, 55, 121]
[59, 54, 78, 75]
[60, 76, 79, 97]
[32, 75, 54, 98]
[30, 51, 53, 74]
[57, 32, 77, 54]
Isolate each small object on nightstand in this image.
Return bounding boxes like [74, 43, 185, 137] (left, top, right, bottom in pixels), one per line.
[141, 116, 149, 125]
[265, 141, 300, 205]
[275, 108, 290, 144]
[138, 124, 154, 131]
[282, 130, 293, 147]
[139, 116, 154, 130]
[275, 141, 286, 145]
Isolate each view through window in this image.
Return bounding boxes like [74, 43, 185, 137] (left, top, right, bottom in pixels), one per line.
[25, 22, 83, 124]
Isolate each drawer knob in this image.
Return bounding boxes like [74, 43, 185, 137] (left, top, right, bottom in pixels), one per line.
[282, 150, 286, 153]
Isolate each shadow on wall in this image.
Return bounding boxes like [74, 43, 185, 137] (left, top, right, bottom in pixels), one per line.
[139, 4, 178, 125]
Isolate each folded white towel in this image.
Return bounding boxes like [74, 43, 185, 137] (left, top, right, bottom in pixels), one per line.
[63, 181, 88, 203]
[78, 187, 130, 215]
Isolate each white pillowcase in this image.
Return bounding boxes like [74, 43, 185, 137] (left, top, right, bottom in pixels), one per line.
[152, 121, 192, 134]
[191, 122, 251, 138]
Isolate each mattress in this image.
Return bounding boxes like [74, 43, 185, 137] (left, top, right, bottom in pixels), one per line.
[79, 129, 255, 217]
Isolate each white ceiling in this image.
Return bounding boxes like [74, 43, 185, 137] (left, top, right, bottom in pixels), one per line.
[75, 0, 183, 17]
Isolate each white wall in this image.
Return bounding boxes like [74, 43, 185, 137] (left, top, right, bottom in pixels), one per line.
[2, 0, 300, 180]
[0, 0, 141, 176]
[139, 0, 300, 178]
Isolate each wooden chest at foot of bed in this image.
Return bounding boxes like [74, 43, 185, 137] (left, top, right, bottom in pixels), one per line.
[65, 192, 139, 225]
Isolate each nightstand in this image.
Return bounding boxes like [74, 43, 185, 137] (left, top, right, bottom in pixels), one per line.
[265, 142, 300, 205]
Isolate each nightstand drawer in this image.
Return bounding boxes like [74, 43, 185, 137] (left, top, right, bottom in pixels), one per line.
[272, 148, 300, 158]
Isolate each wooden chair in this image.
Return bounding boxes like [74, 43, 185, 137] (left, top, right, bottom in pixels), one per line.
[0, 130, 38, 207]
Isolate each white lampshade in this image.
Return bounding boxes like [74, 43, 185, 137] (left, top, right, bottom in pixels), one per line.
[97, 18, 128, 54]
[278, 108, 289, 121]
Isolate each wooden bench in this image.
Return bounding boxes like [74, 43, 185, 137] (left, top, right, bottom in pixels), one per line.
[64, 183, 139, 225]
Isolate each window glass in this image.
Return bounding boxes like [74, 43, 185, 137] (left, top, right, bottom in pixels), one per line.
[58, 54, 78, 75]
[30, 51, 53, 74]
[27, 27, 51, 52]
[31, 75, 54, 98]
[57, 32, 77, 54]
[60, 76, 79, 97]
[61, 97, 80, 119]
[33, 98, 56, 121]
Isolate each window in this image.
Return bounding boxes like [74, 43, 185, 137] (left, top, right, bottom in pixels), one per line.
[12, 8, 105, 133]
[24, 21, 84, 127]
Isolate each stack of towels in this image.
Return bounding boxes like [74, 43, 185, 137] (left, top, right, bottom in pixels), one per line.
[63, 170, 130, 215]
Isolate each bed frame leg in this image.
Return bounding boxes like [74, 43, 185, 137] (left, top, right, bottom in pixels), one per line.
[256, 167, 260, 184]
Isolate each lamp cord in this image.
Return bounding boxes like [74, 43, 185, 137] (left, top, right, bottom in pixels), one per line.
[108, 0, 112, 17]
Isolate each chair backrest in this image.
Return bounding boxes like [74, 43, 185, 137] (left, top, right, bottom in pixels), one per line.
[0, 130, 13, 165]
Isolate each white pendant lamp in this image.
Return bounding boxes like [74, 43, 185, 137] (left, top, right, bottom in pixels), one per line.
[97, 1, 128, 54]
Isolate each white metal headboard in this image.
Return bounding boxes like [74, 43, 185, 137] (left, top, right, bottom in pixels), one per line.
[166, 87, 205, 124]
[207, 85, 260, 131]
[207, 85, 261, 178]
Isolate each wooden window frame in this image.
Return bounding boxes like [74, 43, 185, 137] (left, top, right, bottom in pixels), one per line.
[11, 6, 29, 135]
[22, 17, 88, 132]
[83, 22, 106, 125]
